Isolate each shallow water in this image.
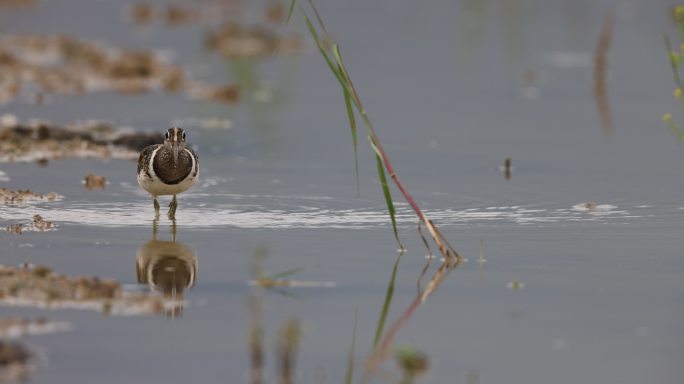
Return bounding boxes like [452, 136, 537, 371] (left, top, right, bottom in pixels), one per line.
[1, 0, 684, 383]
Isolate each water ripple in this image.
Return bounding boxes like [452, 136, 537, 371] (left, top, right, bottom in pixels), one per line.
[0, 195, 647, 230]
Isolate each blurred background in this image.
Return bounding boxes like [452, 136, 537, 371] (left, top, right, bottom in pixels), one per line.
[0, 1, 683, 383]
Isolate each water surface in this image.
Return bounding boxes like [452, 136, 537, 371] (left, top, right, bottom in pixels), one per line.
[1, 1, 683, 383]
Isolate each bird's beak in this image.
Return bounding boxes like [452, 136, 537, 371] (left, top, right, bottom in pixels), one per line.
[173, 143, 180, 168]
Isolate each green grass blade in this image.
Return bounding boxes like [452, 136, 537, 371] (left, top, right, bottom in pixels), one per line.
[285, 0, 297, 26]
[303, 13, 346, 88]
[376, 153, 401, 248]
[305, 12, 361, 195]
[331, 45, 355, 107]
[344, 309, 358, 384]
[331, 45, 360, 194]
[370, 138, 403, 249]
[342, 78, 360, 196]
[373, 253, 402, 346]
[331, 44, 363, 113]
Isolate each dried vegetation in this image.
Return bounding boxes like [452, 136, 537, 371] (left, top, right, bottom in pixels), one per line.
[594, 13, 614, 134]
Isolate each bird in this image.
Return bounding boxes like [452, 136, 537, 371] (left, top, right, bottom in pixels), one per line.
[137, 127, 199, 219]
[136, 220, 196, 317]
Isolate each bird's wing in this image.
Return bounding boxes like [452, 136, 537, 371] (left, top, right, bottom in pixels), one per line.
[137, 145, 159, 175]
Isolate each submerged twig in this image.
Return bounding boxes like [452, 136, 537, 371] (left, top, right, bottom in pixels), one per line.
[504, 157, 512, 180]
[249, 247, 267, 384]
[594, 12, 614, 135]
[479, 239, 485, 278]
[416, 223, 433, 293]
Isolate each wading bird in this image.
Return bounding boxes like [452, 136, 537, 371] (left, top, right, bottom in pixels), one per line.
[137, 127, 199, 219]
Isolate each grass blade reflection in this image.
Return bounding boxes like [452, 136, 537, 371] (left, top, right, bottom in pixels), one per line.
[373, 252, 403, 347]
[366, 256, 461, 375]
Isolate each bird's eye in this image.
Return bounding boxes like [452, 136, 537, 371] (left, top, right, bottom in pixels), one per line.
[182, 132, 186, 140]
[165, 132, 169, 140]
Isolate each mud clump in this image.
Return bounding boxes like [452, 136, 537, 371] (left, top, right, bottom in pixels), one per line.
[0, 340, 33, 382]
[0, 34, 186, 102]
[31, 214, 52, 231]
[164, 4, 202, 25]
[0, 116, 163, 163]
[128, 2, 296, 29]
[129, 3, 210, 26]
[187, 83, 241, 104]
[111, 131, 164, 151]
[5, 224, 22, 235]
[83, 173, 107, 190]
[0, 264, 119, 302]
[0, 188, 62, 203]
[205, 23, 304, 59]
[0, 317, 70, 381]
[0, 264, 180, 316]
[0, 341, 31, 365]
[0, 317, 71, 338]
[0, 33, 283, 106]
[0, 0, 36, 9]
[264, 2, 286, 24]
[130, 3, 154, 24]
[3, 214, 55, 235]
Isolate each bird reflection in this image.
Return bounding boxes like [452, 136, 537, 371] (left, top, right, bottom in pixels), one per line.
[136, 220, 197, 317]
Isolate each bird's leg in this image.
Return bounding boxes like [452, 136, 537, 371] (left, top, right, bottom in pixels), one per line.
[168, 195, 178, 219]
[170, 219, 177, 242]
[153, 198, 160, 217]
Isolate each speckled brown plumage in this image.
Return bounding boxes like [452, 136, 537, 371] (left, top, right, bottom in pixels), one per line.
[137, 144, 157, 178]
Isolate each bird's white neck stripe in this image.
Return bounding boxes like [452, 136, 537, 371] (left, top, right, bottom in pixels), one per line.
[185, 148, 196, 176]
[148, 146, 162, 179]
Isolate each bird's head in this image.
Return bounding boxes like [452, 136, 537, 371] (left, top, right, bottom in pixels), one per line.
[164, 127, 186, 168]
